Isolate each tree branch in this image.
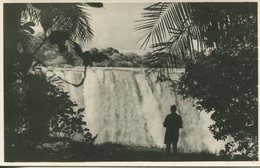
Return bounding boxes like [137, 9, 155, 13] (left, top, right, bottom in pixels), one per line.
[32, 55, 87, 87]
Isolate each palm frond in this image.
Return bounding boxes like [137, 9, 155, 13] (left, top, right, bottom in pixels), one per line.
[21, 4, 41, 24]
[64, 40, 82, 61]
[136, 2, 256, 77]
[135, 2, 173, 49]
[32, 3, 93, 43]
[135, 2, 203, 77]
[135, 2, 197, 50]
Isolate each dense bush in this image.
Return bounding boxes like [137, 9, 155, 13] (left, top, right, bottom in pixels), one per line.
[177, 49, 257, 159]
[175, 13, 258, 156]
[136, 2, 257, 159]
[4, 4, 97, 160]
[5, 68, 96, 160]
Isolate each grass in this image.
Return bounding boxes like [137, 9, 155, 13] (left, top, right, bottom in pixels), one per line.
[6, 141, 247, 162]
[66, 142, 221, 161]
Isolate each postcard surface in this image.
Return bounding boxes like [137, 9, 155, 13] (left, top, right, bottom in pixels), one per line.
[1, 0, 259, 166]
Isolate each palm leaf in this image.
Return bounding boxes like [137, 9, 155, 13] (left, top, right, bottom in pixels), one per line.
[20, 3, 94, 53]
[135, 2, 203, 77]
[17, 3, 94, 87]
[135, 2, 198, 50]
[21, 4, 41, 24]
[136, 2, 256, 77]
[30, 3, 93, 43]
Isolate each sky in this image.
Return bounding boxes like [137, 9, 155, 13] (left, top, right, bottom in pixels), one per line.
[84, 3, 153, 54]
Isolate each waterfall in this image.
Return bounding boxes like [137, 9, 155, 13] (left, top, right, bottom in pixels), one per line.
[47, 67, 225, 153]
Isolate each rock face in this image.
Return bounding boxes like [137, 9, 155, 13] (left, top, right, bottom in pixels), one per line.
[47, 67, 225, 153]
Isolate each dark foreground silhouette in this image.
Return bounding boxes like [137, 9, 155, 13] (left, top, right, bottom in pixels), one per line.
[163, 105, 182, 155]
[6, 141, 252, 162]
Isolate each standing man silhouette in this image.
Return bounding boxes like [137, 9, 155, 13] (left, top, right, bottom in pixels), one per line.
[163, 105, 182, 155]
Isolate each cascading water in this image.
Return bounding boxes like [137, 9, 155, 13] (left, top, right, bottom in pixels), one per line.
[46, 67, 225, 153]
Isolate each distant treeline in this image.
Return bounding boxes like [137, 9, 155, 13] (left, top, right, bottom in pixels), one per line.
[77, 47, 193, 68]
[83, 47, 144, 67]
[35, 41, 189, 68]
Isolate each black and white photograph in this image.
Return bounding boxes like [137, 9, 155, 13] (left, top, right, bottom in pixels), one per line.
[1, 0, 258, 165]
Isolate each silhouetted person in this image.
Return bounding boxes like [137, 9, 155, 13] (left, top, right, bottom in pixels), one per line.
[163, 105, 182, 155]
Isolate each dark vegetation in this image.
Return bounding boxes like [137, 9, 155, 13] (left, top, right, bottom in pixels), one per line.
[5, 67, 97, 160]
[7, 142, 251, 162]
[137, 2, 258, 160]
[4, 3, 100, 161]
